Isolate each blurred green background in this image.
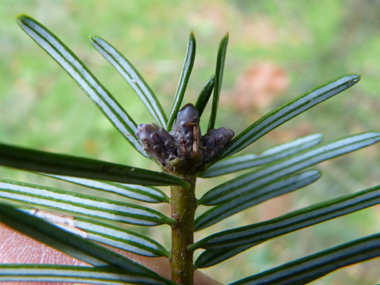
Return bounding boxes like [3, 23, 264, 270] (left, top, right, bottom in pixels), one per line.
[1, 1, 380, 284]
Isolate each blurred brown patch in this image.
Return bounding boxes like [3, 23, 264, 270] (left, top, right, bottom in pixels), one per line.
[227, 62, 289, 115]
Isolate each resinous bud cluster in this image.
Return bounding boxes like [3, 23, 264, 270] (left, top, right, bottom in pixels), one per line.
[136, 103, 234, 172]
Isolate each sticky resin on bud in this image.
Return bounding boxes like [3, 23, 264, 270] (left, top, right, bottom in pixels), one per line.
[136, 103, 234, 173]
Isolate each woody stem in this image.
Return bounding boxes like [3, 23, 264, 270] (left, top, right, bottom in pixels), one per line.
[170, 172, 197, 285]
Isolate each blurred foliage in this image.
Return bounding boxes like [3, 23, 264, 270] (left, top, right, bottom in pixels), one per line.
[1, 0, 380, 284]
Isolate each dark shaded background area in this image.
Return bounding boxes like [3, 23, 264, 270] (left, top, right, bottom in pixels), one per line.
[1, 1, 380, 284]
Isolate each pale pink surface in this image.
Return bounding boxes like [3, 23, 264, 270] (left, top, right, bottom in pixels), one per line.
[0, 222, 221, 285]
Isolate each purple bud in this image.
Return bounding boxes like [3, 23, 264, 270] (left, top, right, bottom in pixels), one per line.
[171, 103, 200, 132]
[214, 128, 235, 147]
[136, 123, 159, 143]
[180, 122, 194, 144]
[205, 137, 215, 151]
[135, 103, 234, 171]
[136, 124, 173, 145]
[201, 127, 234, 157]
[136, 123, 176, 163]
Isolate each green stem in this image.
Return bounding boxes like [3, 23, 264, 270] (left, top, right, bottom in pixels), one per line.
[170, 172, 197, 284]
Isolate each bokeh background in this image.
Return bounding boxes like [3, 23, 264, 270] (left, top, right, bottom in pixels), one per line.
[1, 1, 380, 284]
